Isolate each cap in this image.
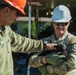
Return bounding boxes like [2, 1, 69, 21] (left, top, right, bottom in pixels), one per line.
[51, 5, 72, 22]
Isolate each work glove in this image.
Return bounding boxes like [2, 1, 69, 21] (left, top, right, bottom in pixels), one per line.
[45, 52, 65, 66]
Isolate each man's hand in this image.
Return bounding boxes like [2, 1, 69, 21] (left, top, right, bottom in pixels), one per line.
[46, 43, 57, 51]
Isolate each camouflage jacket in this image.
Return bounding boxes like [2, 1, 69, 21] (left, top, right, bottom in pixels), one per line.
[29, 31, 76, 75]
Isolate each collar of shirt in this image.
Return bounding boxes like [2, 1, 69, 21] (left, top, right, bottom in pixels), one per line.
[51, 31, 69, 42]
[0, 26, 5, 32]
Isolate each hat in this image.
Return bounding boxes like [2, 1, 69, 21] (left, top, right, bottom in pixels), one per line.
[51, 5, 72, 22]
[0, 0, 26, 15]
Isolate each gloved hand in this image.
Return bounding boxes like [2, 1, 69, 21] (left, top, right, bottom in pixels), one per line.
[45, 52, 65, 66]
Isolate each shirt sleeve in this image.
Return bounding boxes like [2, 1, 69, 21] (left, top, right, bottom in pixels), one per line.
[60, 37, 76, 70]
[45, 36, 76, 71]
[43, 37, 76, 75]
[7, 26, 43, 53]
[28, 53, 43, 68]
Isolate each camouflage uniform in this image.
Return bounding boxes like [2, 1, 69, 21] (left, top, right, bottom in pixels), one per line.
[0, 26, 43, 75]
[29, 31, 76, 75]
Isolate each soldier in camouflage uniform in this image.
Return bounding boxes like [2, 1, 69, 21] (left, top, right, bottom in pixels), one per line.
[28, 5, 76, 75]
[0, 0, 57, 75]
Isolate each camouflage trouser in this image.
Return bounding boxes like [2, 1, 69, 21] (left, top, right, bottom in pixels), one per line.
[41, 69, 76, 75]
[42, 73, 58, 75]
[46, 65, 76, 75]
[46, 65, 66, 75]
[39, 64, 76, 75]
[39, 65, 66, 75]
[65, 69, 76, 75]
